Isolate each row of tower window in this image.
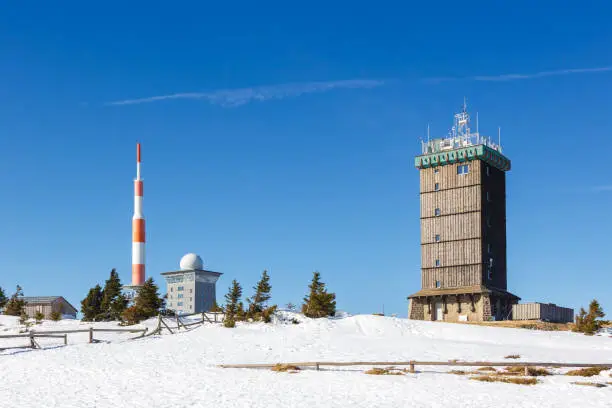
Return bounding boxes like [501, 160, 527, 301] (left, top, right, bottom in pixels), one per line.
[169, 287, 193, 293]
[168, 296, 194, 301]
[433, 164, 492, 177]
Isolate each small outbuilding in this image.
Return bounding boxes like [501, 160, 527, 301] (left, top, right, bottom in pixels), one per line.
[21, 296, 78, 320]
[512, 302, 574, 323]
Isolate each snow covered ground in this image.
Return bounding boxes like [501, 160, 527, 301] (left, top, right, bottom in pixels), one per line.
[0, 313, 610, 407]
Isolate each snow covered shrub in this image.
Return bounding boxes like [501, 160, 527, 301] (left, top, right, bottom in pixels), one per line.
[34, 311, 44, 323]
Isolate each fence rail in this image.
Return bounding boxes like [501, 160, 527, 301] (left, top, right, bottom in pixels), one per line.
[1, 311, 223, 350]
[0, 327, 147, 349]
[219, 360, 612, 373]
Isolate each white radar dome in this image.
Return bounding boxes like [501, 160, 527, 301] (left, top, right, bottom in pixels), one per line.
[179, 253, 204, 270]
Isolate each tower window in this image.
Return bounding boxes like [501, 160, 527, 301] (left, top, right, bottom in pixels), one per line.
[434, 168, 439, 174]
[177, 302, 183, 306]
[486, 191, 491, 202]
[486, 165, 490, 176]
[178, 294, 184, 299]
[434, 183, 440, 191]
[435, 259, 440, 267]
[178, 286, 184, 291]
[487, 216, 491, 227]
[434, 208, 441, 216]
[435, 280, 441, 288]
[487, 243, 492, 253]
[457, 164, 470, 175]
[487, 267, 493, 280]
[435, 234, 441, 242]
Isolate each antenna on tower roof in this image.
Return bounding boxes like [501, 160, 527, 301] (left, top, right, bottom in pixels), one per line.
[427, 123, 430, 143]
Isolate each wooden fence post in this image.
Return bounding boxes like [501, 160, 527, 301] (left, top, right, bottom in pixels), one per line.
[409, 361, 415, 373]
[89, 327, 93, 344]
[29, 333, 35, 349]
[524, 366, 529, 376]
[64, 334, 68, 345]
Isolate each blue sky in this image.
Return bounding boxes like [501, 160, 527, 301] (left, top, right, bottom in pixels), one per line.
[0, 1, 610, 317]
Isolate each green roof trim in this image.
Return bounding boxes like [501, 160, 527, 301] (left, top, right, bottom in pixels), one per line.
[415, 144, 511, 171]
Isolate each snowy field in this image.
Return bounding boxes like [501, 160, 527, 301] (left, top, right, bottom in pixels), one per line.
[0, 313, 610, 407]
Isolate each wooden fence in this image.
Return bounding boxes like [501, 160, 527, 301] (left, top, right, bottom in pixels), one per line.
[0, 327, 147, 350]
[0, 311, 224, 350]
[146, 312, 225, 336]
[219, 360, 612, 374]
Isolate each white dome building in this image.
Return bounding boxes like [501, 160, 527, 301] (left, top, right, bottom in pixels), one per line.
[179, 253, 204, 270]
[161, 253, 222, 315]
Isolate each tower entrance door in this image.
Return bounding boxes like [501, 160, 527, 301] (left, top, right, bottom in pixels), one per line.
[435, 301, 444, 321]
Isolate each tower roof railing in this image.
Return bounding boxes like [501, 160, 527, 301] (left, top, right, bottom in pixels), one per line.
[421, 102, 503, 155]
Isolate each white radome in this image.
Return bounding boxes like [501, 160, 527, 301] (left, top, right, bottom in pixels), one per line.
[179, 253, 204, 270]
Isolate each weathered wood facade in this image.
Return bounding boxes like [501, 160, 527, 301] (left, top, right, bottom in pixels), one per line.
[22, 296, 78, 319]
[408, 108, 519, 322]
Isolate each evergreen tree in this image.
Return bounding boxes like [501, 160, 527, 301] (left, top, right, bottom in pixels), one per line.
[19, 309, 30, 327]
[302, 271, 336, 318]
[121, 278, 164, 325]
[134, 278, 164, 318]
[223, 280, 242, 328]
[575, 299, 606, 335]
[34, 311, 44, 323]
[81, 284, 104, 322]
[100, 269, 128, 321]
[247, 270, 272, 319]
[50, 311, 62, 321]
[0, 286, 7, 309]
[236, 301, 246, 321]
[4, 285, 26, 316]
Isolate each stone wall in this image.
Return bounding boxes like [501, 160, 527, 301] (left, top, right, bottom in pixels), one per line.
[410, 294, 494, 322]
[408, 299, 424, 320]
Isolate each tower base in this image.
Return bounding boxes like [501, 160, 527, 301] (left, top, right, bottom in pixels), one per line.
[408, 286, 519, 322]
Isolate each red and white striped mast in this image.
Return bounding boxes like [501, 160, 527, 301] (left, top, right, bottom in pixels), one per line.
[132, 143, 145, 287]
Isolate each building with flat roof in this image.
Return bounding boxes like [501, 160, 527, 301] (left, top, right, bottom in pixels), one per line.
[161, 253, 222, 315]
[21, 296, 78, 319]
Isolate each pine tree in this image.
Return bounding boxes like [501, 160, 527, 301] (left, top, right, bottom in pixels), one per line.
[302, 271, 336, 318]
[134, 278, 164, 318]
[81, 284, 104, 322]
[99, 269, 128, 321]
[34, 311, 44, 323]
[223, 280, 242, 328]
[247, 270, 272, 320]
[575, 299, 606, 335]
[50, 311, 62, 321]
[0, 286, 7, 309]
[236, 301, 246, 321]
[4, 285, 26, 316]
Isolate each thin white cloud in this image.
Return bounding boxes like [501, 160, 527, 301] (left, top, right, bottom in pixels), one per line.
[107, 79, 385, 107]
[425, 66, 612, 83]
[591, 185, 612, 192]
